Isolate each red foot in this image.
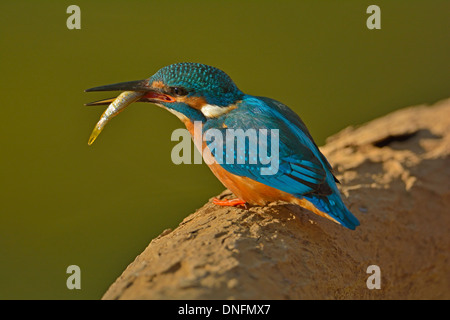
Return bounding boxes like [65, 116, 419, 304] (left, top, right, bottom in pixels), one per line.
[213, 198, 247, 208]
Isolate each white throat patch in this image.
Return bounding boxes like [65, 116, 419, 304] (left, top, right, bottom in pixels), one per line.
[200, 104, 237, 118]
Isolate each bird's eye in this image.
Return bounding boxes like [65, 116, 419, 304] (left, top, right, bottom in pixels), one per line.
[169, 87, 188, 96]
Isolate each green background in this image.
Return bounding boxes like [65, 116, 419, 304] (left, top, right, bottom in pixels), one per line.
[0, 1, 448, 299]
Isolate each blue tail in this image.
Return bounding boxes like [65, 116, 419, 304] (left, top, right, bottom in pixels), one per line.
[303, 193, 360, 230]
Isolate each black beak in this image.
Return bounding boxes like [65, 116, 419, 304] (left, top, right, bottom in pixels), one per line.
[85, 79, 149, 92]
[85, 79, 176, 107]
[84, 97, 117, 106]
[85, 79, 159, 106]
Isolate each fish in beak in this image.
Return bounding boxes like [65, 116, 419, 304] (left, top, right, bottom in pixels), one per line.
[87, 91, 145, 145]
[85, 79, 175, 145]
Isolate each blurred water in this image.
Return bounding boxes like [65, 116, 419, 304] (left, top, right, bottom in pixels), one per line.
[0, 1, 449, 299]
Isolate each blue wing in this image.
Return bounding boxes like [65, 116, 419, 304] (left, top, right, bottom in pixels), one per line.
[203, 95, 360, 230]
[203, 95, 333, 197]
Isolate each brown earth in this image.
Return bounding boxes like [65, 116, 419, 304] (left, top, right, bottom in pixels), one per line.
[102, 98, 450, 300]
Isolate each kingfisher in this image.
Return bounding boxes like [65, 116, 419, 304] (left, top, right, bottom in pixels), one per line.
[85, 63, 360, 230]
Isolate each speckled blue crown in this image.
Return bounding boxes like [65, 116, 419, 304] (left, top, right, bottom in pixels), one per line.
[150, 63, 243, 106]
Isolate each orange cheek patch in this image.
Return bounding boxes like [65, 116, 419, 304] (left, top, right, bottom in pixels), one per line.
[176, 96, 207, 109]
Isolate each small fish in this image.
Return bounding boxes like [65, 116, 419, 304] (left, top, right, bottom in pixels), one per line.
[88, 91, 145, 145]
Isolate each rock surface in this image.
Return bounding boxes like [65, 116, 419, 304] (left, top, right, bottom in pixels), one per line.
[102, 98, 450, 300]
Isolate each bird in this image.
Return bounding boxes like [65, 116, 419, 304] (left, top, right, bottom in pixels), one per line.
[85, 62, 360, 230]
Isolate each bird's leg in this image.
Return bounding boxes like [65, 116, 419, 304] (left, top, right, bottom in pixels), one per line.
[212, 198, 247, 209]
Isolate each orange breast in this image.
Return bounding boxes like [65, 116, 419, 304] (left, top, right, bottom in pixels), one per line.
[207, 160, 339, 224]
[184, 120, 290, 205]
[206, 161, 288, 205]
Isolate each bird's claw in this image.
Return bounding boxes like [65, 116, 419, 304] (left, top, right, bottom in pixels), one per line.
[212, 197, 248, 209]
